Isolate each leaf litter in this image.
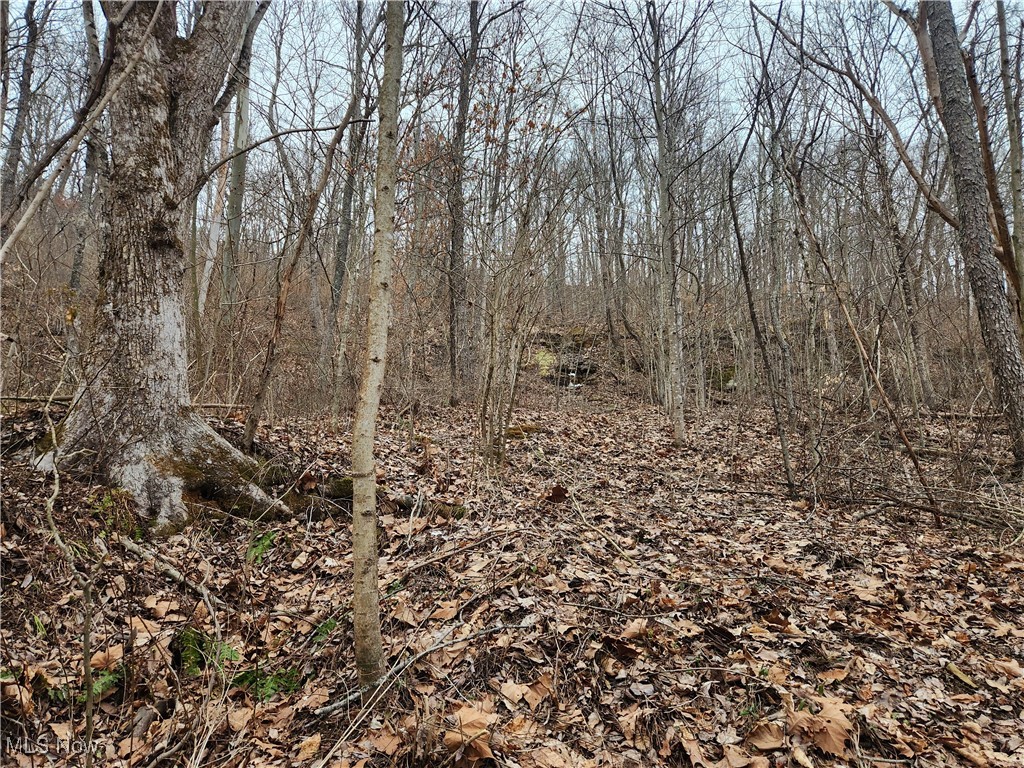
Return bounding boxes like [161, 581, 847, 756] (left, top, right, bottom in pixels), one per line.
[1, 392, 1023, 767]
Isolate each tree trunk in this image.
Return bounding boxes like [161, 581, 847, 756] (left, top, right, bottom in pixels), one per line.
[997, 1, 1024, 306]
[447, 1, 480, 403]
[351, 0, 404, 689]
[648, 2, 685, 442]
[60, 1, 282, 530]
[0, 0, 41, 239]
[222, 64, 250, 350]
[69, 0, 107, 293]
[197, 119, 231, 319]
[326, 1, 368, 391]
[926, 1, 1024, 465]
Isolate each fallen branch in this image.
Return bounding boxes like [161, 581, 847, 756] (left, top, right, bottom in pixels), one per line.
[115, 534, 225, 608]
[1, 395, 73, 404]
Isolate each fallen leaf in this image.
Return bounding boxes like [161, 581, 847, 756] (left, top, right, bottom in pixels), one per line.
[296, 687, 331, 711]
[1, 683, 34, 716]
[49, 722, 74, 741]
[792, 745, 815, 767]
[500, 680, 529, 705]
[443, 700, 497, 761]
[745, 721, 784, 751]
[370, 726, 401, 756]
[531, 746, 570, 767]
[678, 726, 710, 767]
[622, 618, 648, 639]
[90, 644, 124, 670]
[722, 743, 771, 767]
[991, 658, 1022, 678]
[787, 696, 852, 757]
[946, 662, 978, 689]
[429, 600, 460, 620]
[391, 595, 421, 626]
[816, 667, 848, 684]
[296, 733, 321, 761]
[617, 703, 640, 742]
[524, 672, 554, 711]
[228, 708, 252, 733]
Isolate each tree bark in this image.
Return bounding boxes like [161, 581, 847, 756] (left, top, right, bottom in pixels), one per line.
[351, 0, 404, 689]
[647, 1, 685, 442]
[997, 1, 1024, 306]
[447, 1, 480, 403]
[326, 1, 369, 393]
[197, 119, 230, 319]
[222, 19, 253, 319]
[69, 0, 109, 295]
[927, 1, 1024, 465]
[60, 1, 283, 530]
[0, 0, 41, 240]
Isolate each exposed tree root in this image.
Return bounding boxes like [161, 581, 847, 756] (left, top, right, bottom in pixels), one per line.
[59, 411, 290, 533]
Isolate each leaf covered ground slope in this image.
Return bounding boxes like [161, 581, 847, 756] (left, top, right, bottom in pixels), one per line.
[2, 391, 1023, 767]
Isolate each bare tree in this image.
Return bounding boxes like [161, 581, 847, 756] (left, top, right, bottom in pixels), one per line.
[1, 0, 47, 239]
[926, 0, 1024, 465]
[997, 0, 1024, 302]
[351, 0, 405, 689]
[445, 1, 480, 402]
[60, 1, 279, 530]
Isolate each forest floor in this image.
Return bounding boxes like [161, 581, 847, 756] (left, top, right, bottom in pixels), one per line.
[2, 380, 1023, 768]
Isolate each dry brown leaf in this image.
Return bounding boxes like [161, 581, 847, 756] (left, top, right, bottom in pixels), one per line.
[228, 707, 253, 732]
[49, 721, 74, 741]
[816, 667, 848, 684]
[991, 658, 1022, 678]
[811, 696, 851, 757]
[391, 595, 421, 626]
[617, 703, 640, 742]
[799, 697, 853, 757]
[296, 733, 321, 761]
[369, 726, 401, 756]
[443, 701, 497, 761]
[143, 595, 179, 618]
[429, 600, 460, 620]
[90, 644, 124, 670]
[1, 683, 33, 716]
[722, 743, 771, 767]
[531, 746, 570, 767]
[745, 721, 784, 751]
[192, 599, 209, 624]
[792, 745, 815, 767]
[118, 733, 142, 759]
[621, 618, 648, 639]
[130, 615, 162, 639]
[505, 714, 542, 739]
[765, 663, 789, 685]
[524, 672, 554, 711]
[500, 680, 529, 705]
[677, 726, 711, 767]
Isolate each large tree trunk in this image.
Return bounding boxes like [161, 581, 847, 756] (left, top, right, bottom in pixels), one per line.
[927, 1, 1024, 465]
[60, 1, 282, 530]
[351, 0, 405, 689]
